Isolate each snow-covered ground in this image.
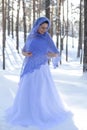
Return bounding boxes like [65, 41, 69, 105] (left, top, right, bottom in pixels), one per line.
[0, 33, 87, 130]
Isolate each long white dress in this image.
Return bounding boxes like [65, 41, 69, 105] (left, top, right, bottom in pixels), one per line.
[5, 63, 71, 129]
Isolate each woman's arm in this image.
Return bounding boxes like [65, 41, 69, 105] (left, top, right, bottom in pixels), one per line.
[22, 51, 32, 57]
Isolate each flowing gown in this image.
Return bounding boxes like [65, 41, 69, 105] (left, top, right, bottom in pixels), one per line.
[5, 63, 71, 129]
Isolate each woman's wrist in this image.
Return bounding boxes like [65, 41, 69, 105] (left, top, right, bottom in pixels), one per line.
[22, 51, 32, 57]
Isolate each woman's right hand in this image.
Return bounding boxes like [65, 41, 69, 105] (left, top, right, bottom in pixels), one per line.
[22, 51, 32, 57]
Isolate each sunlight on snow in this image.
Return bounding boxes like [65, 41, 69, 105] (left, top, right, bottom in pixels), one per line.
[4, 75, 19, 83]
[71, 108, 87, 130]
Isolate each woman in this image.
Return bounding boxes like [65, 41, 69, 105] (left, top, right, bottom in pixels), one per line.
[5, 17, 71, 129]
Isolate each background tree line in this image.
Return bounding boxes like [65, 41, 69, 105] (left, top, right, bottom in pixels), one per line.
[1, 0, 87, 72]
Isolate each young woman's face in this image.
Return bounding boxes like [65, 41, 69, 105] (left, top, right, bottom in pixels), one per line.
[38, 23, 48, 34]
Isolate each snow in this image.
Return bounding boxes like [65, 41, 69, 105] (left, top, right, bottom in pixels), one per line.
[0, 33, 87, 130]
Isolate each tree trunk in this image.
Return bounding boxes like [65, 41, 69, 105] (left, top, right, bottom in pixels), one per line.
[33, 0, 35, 23]
[2, 0, 6, 69]
[77, 0, 82, 57]
[56, 0, 59, 48]
[22, 0, 27, 42]
[16, 0, 20, 53]
[45, 0, 50, 20]
[11, 1, 14, 38]
[83, 0, 87, 72]
[66, 0, 69, 61]
[8, 0, 10, 36]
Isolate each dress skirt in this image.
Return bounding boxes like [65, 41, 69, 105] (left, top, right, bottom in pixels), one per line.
[5, 63, 71, 129]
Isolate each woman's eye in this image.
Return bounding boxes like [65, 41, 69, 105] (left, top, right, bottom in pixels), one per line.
[41, 27, 47, 30]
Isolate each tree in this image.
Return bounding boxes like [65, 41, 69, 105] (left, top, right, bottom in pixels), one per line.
[77, 0, 83, 58]
[33, 0, 35, 23]
[11, 0, 14, 38]
[45, 0, 50, 20]
[7, 0, 10, 36]
[16, 0, 20, 53]
[22, 0, 27, 42]
[65, 0, 69, 61]
[2, 0, 6, 69]
[83, 0, 87, 72]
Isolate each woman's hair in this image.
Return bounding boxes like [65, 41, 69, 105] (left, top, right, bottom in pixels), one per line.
[40, 21, 49, 25]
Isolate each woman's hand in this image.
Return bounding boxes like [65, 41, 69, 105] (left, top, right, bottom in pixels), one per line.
[47, 52, 58, 57]
[22, 51, 32, 57]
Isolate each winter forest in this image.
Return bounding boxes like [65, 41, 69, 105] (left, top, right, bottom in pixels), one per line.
[1, 0, 87, 71]
[0, 0, 87, 130]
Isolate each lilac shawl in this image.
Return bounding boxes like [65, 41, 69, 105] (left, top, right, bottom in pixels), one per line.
[20, 17, 59, 77]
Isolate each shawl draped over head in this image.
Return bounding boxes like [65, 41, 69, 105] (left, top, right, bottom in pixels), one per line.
[20, 17, 59, 77]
